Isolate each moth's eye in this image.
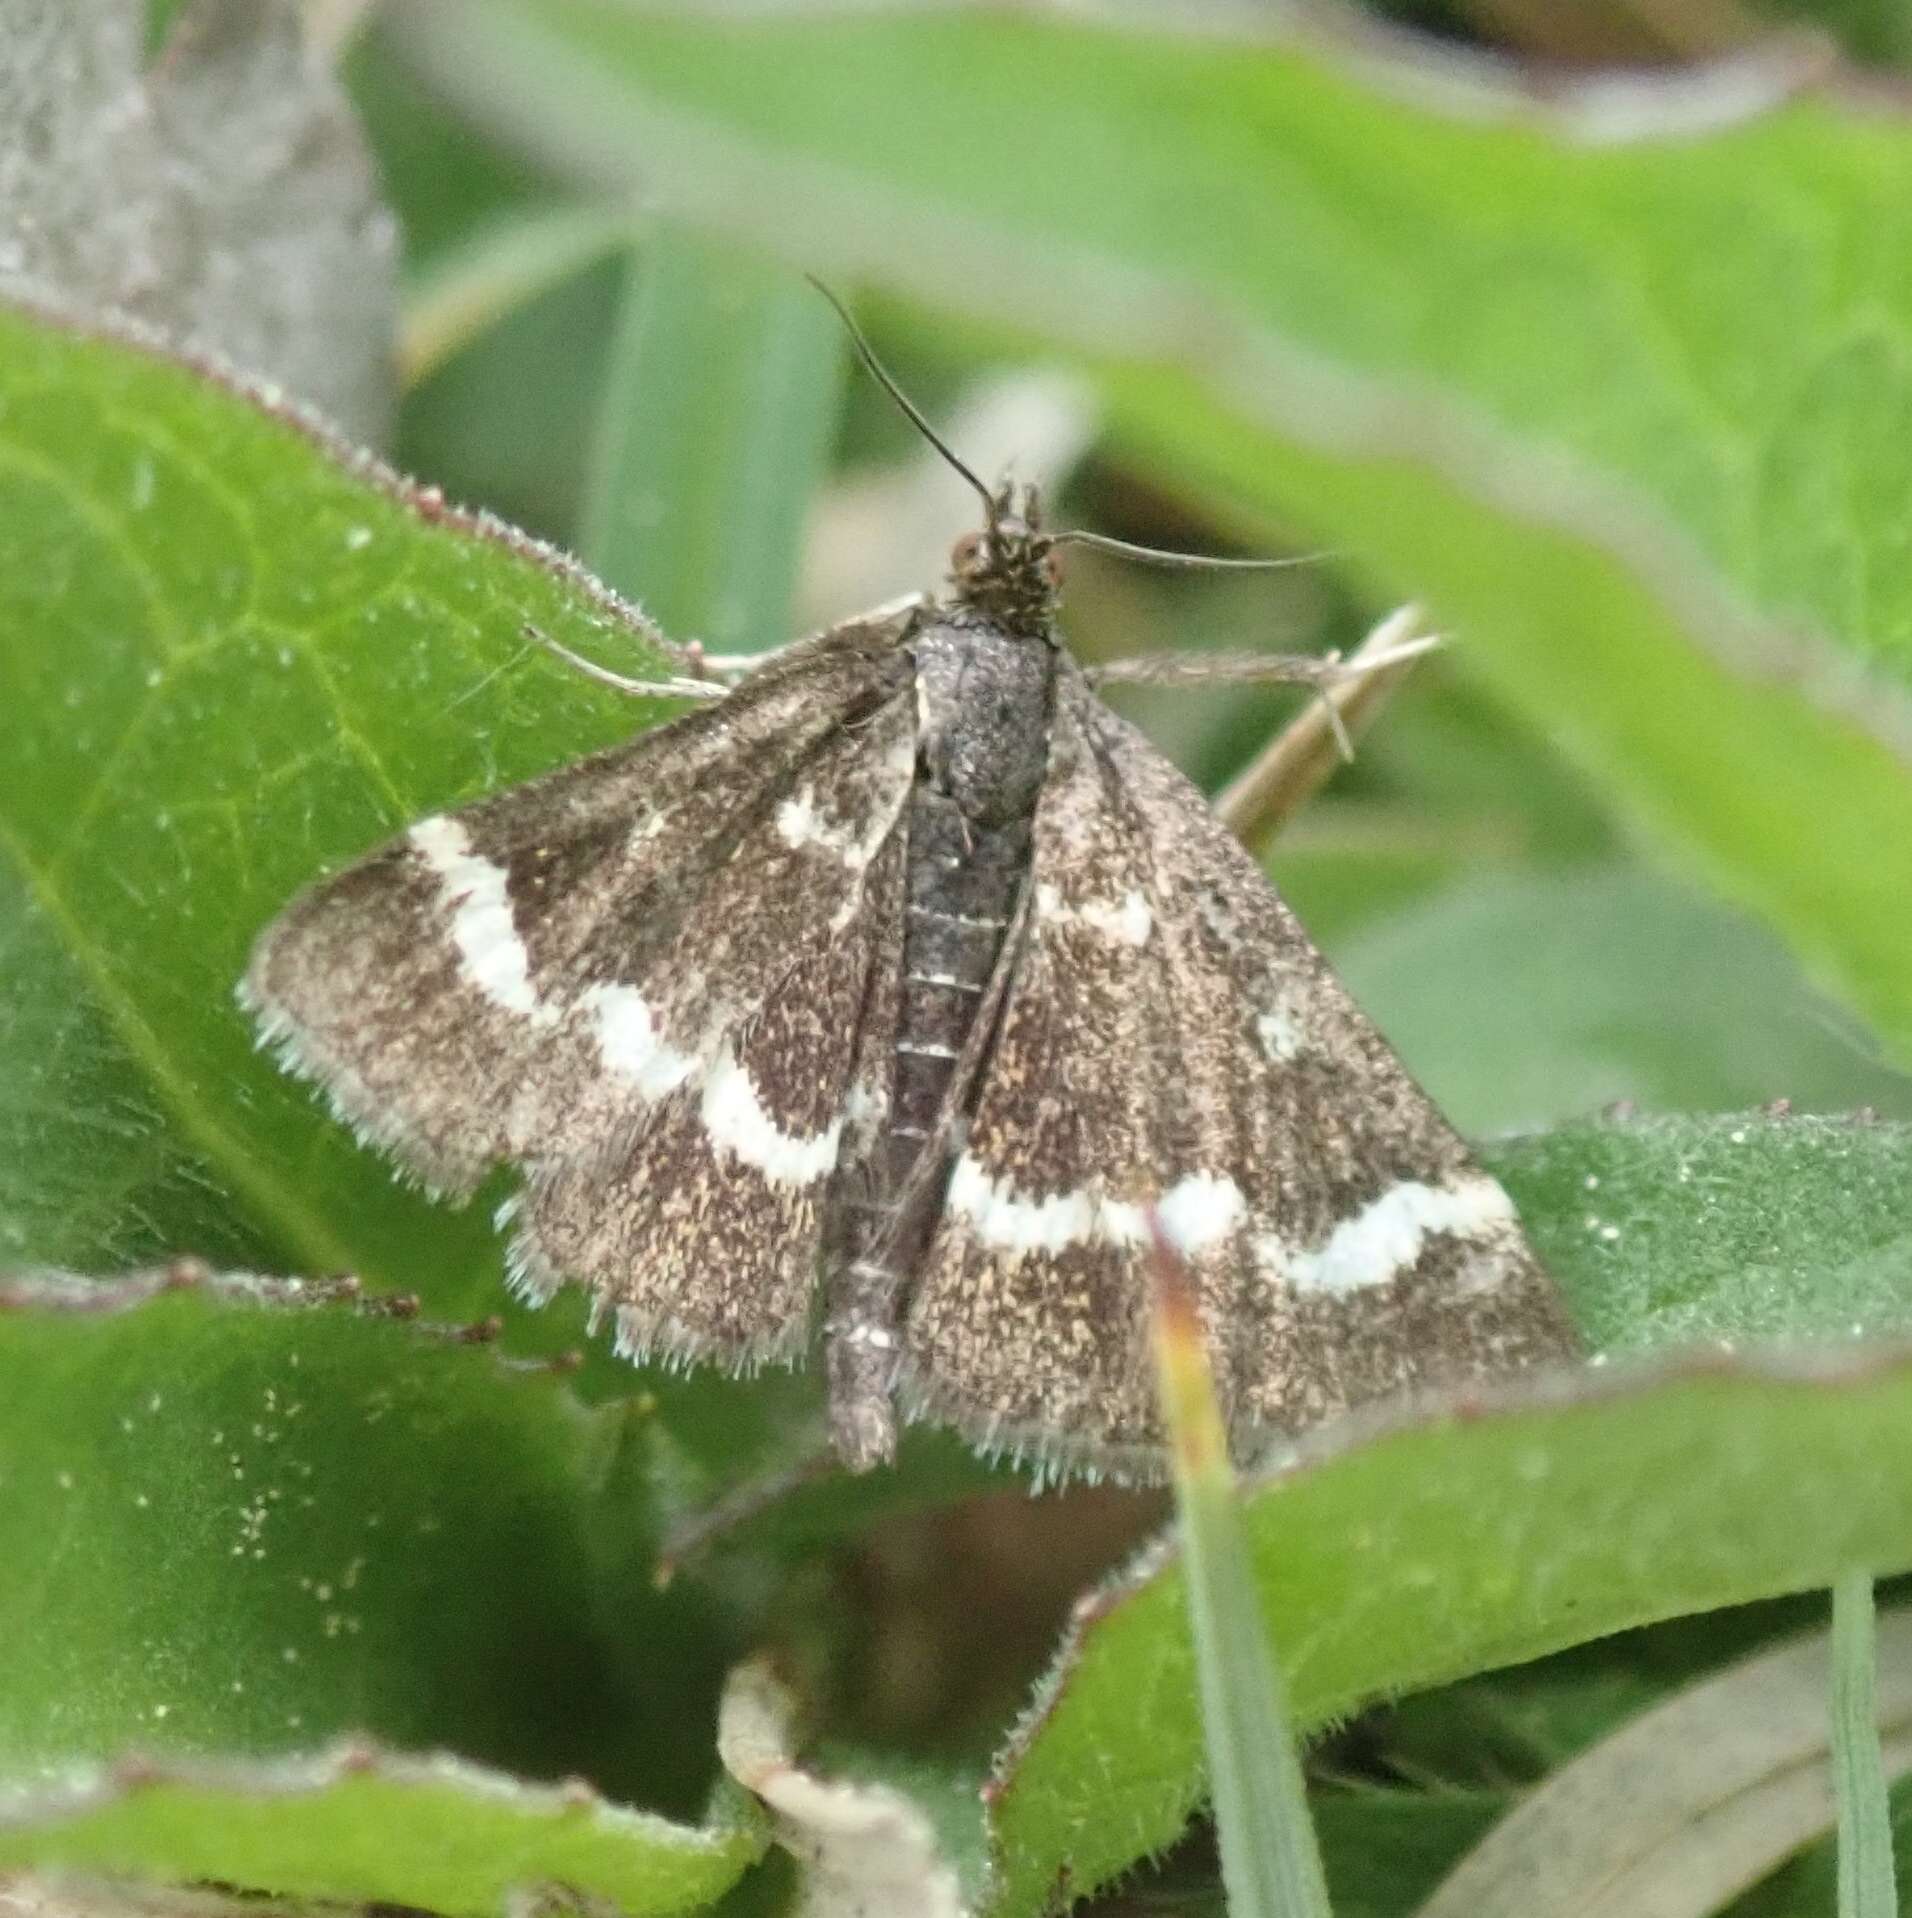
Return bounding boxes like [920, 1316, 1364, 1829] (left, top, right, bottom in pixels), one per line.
[1041, 548, 1063, 586]
[951, 532, 986, 571]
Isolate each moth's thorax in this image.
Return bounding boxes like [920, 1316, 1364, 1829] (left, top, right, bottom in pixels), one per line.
[909, 612, 1056, 827]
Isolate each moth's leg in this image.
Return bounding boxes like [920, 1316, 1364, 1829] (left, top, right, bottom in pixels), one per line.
[1210, 606, 1436, 842]
[681, 640, 778, 684]
[822, 1248, 905, 1471]
[686, 594, 934, 685]
[657, 1439, 840, 1580]
[1084, 605, 1436, 700]
[522, 622, 728, 702]
[1087, 606, 1436, 841]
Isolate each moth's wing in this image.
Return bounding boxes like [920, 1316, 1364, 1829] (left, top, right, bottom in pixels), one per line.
[242, 618, 914, 1197]
[900, 669, 1577, 1477]
[507, 809, 908, 1368]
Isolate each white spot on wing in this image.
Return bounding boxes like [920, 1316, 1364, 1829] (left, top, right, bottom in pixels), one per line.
[1035, 883, 1154, 945]
[701, 1043, 843, 1184]
[776, 729, 914, 874]
[948, 1156, 1097, 1255]
[581, 982, 699, 1098]
[1154, 1172, 1247, 1254]
[1274, 1175, 1519, 1296]
[1256, 1006, 1303, 1061]
[408, 816, 555, 1024]
[946, 1157, 1245, 1258]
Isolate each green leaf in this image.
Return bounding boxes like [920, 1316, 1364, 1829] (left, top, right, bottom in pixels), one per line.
[0, 1748, 756, 1918]
[0, 299, 670, 1302]
[1266, 661, 1621, 948]
[992, 1353, 1912, 1917]
[385, 3, 1912, 1061]
[1833, 1576, 1899, 1918]
[0, 1270, 760, 1911]
[985, 1115, 1912, 1914]
[1495, 1112, 1912, 1354]
[401, 202, 633, 386]
[1366, 1661, 1670, 1787]
[398, 250, 627, 546]
[1313, 1791, 1505, 1918]
[0, 295, 869, 1490]
[1333, 866, 1912, 1136]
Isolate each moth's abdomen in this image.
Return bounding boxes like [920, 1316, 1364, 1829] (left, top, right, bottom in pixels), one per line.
[879, 618, 1054, 1230]
[820, 618, 1055, 1467]
[885, 791, 1027, 1205]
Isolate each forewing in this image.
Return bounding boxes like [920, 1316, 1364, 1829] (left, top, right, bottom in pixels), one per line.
[901, 670, 1576, 1476]
[242, 620, 912, 1195]
[509, 820, 908, 1366]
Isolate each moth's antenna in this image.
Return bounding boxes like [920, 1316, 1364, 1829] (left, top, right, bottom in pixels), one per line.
[1052, 528, 1332, 573]
[806, 276, 998, 523]
[809, 278, 1328, 576]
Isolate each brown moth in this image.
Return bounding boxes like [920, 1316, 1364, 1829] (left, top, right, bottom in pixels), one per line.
[243, 371, 1577, 1482]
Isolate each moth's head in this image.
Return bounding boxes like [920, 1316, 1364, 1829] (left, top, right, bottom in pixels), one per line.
[948, 481, 1063, 641]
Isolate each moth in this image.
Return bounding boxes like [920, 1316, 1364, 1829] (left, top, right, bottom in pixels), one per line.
[243, 378, 1577, 1482]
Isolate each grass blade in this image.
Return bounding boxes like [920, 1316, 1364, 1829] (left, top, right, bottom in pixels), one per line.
[1151, 1231, 1333, 1918]
[1834, 1571, 1900, 1918]
[400, 203, 632, 387]
[579, 224, 844, 647]
[1413, 1607, 1912, 1918]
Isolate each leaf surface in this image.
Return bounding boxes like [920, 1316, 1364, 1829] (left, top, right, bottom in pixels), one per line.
[986, 1115, 1912, 1913]
[0, 1270, 760, 1910]
[0, 300, 668, 1312]
[0, 1748, 756, 1918]
[1335, 866, 1912, 1136]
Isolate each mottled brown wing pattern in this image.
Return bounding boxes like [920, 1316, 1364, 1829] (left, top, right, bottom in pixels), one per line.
[245, 495, 1576, 1480]
[507, 819, 910, 1367]
[898, 675, 1165, 1468]
[900, 669, 1576, 1474]
[242, 618, 914, 1199]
